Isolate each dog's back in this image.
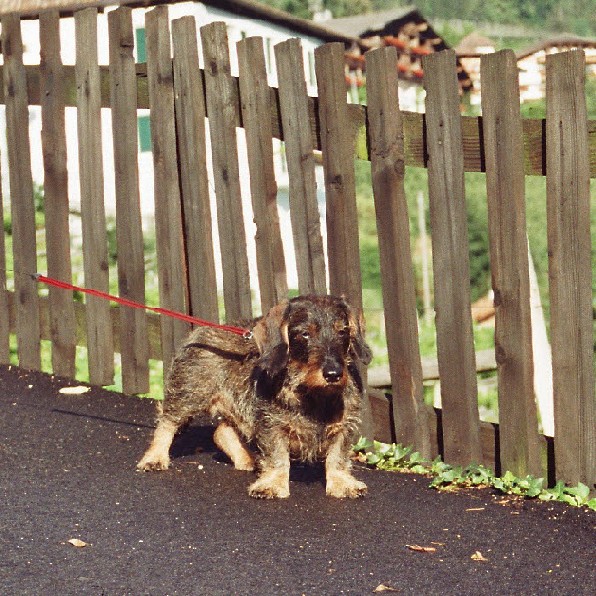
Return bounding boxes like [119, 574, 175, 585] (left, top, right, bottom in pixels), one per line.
[161, 326, 260, 438]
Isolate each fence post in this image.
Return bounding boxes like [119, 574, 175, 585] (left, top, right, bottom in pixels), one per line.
[0, 160, 8, 364]
[545, 50, 595, 487]
[145, 5, 190, 370]
[75, 7, 114, 385]
[480, 50, 542, 478]
[314, 41, 373, 438]
[237, 35, 288, 313]
[366, 46, 430, 458]
[171, 16, 219, 324]
[422, 50, 482, 466]
[314, 42, 362, 307]
[1, 14, 41, 371]
[200, 21, 252, 322]
[40, 10, 77, 379]
[274, 38, 327, 296]
[108, 7, 150, 394]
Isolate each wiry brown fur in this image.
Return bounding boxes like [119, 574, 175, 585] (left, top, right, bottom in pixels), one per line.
[137, 295, 372, 499]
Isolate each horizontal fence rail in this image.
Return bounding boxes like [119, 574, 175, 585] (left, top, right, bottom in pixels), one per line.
[1, 64, 595, 178]
[0, 6, 594, 488]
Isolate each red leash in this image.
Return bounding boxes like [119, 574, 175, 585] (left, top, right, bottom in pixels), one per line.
[34, 273, 252, 338]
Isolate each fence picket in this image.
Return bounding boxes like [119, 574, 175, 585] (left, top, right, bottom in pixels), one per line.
[237, 36, 288, 313]
[546, 50, 595, 487]
[422, 50, 482, 466]
[315, 42, 362, 308]
[74, 8, 114, 385]
[171, 16, 219, 324]
[145, 5, 190, 370]
[366, 46, 430, 458]
[274, 38, 327, 296]
[200, 21, 252, 322]
[314, 42, 373, 438]
[480, 50, 542, 477]
[40, 11, 77, 379]
[0, 160, 8, 364]
[1, 14, 41, 371]
[108, 7, 149, 394]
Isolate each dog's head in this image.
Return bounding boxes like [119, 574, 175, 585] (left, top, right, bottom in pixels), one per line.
[252, 295, 372, 393]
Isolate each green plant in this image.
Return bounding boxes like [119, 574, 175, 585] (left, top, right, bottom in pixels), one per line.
[353, 438, 427, 473]
[539, 481, 595, 509]
[492, 470, 544, 498]
[353, 438, 596, 511]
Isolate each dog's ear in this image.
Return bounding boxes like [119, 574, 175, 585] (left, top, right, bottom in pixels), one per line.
[252, 301, 290, 379]
[347, 306, 373, 366]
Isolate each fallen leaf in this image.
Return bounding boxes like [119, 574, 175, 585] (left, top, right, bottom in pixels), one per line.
[406, 544, 437, 553]
[67, 538, 89, 548]
[58, 385, 91, 395]
[374, 584, 399, 593]
[59, 386, 90, 395]
[471, 551, 488, 562]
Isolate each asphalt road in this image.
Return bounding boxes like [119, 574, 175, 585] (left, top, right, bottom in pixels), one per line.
[0, 364, 594, 595]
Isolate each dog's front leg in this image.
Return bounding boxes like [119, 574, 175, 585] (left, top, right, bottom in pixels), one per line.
[325, 432, 367, 498]
[248, 430, 290, 499]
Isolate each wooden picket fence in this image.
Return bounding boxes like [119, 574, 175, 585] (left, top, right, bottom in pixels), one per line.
[0, 5, 594, 488]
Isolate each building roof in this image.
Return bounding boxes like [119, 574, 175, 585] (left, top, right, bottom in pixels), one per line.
[320, 5, 421, 38]
[7, 0, 363, 46]
[455, 32, 495, 57]
[516, 35, 596, 60]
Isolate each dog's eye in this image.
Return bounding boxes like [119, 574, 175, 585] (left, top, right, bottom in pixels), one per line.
[300, 331, 310, 340]
[338, 327, 349, 336]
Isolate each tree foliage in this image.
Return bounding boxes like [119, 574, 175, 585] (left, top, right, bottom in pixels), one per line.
[260, 0, 595, 37]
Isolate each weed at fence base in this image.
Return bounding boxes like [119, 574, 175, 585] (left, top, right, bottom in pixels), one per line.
[351, 438, 596, 511]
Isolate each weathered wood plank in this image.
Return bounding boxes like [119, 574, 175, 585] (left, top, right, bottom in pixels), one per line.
[545, 50, 595, 487]
[365, 46, 430, 459]
[108, 6, 149, 394]
[74, 7, 114, 385]
[145, 5, 190, 370]
[368, 348, 498, 388]
[315, 42, 362, 308]
[1, 14, 41, 371]
[39, 10, 77, 379]
[2, 64, 596, 176]
[314, 42, 373, 438]
[0, 157, 8, 364]
[200, 21, 252, 322]
[274, 38, 327, 295]
[237, 35, 288, 313]
[171, 16, 219, 324]
[422, 50, 482, 466]
[480, 50, 542, 478]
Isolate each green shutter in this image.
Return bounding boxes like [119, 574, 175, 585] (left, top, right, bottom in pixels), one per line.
[135, 27, 146, 64]
[138, 115, 152, 153]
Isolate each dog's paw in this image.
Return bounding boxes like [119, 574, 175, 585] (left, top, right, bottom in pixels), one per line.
[233, 454, 256, 472]
[248, 471, 290, 499]
[326, 473, 367, 498]
[136, 452, 170, 472]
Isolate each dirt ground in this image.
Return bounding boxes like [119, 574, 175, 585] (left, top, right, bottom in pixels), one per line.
[0, 363, 594, 595]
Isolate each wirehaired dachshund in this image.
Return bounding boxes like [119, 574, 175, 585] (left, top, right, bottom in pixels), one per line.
[137, 295, 372, 498]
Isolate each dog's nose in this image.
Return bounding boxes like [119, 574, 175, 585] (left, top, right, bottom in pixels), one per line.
[322, 365, 342, 383]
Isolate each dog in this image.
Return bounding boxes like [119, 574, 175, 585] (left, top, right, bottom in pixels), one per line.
[137, 294, 372, 499]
